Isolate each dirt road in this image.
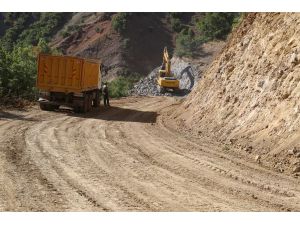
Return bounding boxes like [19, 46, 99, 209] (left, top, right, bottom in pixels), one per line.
[0, 96, 299, 211]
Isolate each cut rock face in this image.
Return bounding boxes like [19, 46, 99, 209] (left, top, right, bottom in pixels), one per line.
[172, 13, 300, 175]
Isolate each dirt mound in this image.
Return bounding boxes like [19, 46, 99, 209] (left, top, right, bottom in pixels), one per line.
[173, 13, 300, 175]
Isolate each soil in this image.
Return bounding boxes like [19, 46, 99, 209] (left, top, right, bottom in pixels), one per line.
[1, 96, 300, 211]
[51, 13, 176, 77]
[174, 13, 300, 175]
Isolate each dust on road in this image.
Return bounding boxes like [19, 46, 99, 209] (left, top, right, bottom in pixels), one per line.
[0, 96, 299, 211]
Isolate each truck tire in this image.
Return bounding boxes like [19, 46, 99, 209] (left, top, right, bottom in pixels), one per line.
[74, 106, 82, 113]
[93, 90, 100, 107]
[82, 93, 89, 113]
[73, 93, 93, 113]
[87, 94, 93, 112]
[40, 102, 48, 111]
[40, 102, 57, 111]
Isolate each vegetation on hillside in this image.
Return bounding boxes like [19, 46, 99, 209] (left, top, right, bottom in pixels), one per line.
[174, 13, 241, 57]
[112, 13, 132, 34]
[0, 39, 56, 100]
[0, 13, 68, 100]
[197, 13, 240, 40]
[109, 73, 140, 98]
[0, 12, 243, 101]
[0, 13, 71, 51]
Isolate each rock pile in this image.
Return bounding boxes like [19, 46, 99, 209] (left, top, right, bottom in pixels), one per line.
[130, 57, 199, 96]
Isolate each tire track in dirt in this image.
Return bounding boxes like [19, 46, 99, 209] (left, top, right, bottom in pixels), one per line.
[1, 96, 300, 211]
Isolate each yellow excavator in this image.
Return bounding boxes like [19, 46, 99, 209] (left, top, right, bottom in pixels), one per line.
[157, 47, 179, 93]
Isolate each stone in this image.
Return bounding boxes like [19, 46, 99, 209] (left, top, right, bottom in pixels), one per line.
[255, 155, 261, 163]
[287, 149, 295, 155]
[289, 147, 300, 155]
[292, 166, 300, 173]
[130, 57, 201, 96]
[257, 80, 265, 88]
[292, 160, 300, 166]
[290, 52, 299, 65]
[245, 146, 253, 153]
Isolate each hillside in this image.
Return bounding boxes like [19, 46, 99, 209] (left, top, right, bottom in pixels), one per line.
[51, 12, 175, 77]
[172, 13, 300, 175]
[0, 13, 239, 77]
[0, 12, 239, 101]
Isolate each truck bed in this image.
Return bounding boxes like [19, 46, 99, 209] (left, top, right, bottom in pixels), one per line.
[37, 54, 101, 93]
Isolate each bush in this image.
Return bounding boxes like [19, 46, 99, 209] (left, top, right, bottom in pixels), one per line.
[109, 74, 140, 98]
[0, 39, 56, 99]
[175, 30, 201, 57]
[170, 17, 183, 33]
[61, 30, 70, 38]
[122, 38, 130, 49]
[0, 45, 37, 98]
[112, 13, 130, 33]
[17, 13, 72, 46]
[197, 13, 240, 40]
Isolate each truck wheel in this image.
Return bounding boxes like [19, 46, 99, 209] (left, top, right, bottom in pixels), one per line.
[87, 94, 93, 112]
[40, 103, 55, 111]
[40, 103, 48, 111]
[82, 94, 89, 113]
[93, 90, 100, 107]
[74, 106, 82, 113]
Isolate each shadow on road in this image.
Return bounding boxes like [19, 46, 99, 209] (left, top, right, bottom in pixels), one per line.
[63, 106, 158, 124]
[0, 110, 37, 122]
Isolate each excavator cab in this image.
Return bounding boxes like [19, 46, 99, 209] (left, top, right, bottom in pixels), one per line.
[157, 47, 180, 93]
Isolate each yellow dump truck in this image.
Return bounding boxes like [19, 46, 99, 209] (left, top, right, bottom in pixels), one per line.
[36, 54, 102, 113]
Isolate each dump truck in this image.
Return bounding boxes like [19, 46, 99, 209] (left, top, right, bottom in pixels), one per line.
[36, 54, 102, 113]
[157, 47, 180, 93]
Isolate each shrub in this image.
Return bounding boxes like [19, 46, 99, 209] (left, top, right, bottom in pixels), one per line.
[109, 74, 140, 98]
[0, 45, 36, 98]
[197, 12, 240, 40]
[112, 13, 129, 33]
[170, 17, 183, 33]
[122, 38, 130, 49]
[61, 30, 70, 38]
[0, 39, 57, 99]
[16, 13, 72, 46]
[175, 30, 201, 57]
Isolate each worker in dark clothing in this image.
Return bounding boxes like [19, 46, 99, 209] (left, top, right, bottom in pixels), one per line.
[102, 82, 110, 107]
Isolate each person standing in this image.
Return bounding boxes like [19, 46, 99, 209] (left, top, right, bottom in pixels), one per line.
[102, 82, 110, 107]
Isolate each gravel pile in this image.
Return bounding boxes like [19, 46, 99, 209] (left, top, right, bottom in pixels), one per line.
[130, 57, 200, 96]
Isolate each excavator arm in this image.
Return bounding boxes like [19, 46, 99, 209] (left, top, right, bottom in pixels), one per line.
[159, 47, 171, 77]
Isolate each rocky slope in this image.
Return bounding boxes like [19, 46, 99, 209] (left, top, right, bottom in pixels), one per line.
[173, 13, 300, 175]
[51, 13, 183, 78]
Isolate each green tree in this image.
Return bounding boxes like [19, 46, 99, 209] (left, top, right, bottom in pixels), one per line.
[170, 17, 183, 33]
[197, 13, 240, 40]
[0, 39, 55, 99]
[112, 13, 131, 33]
[109, 74, 140, 98]
[37, 38, 51, 54]
[175, 29, 200, 57]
